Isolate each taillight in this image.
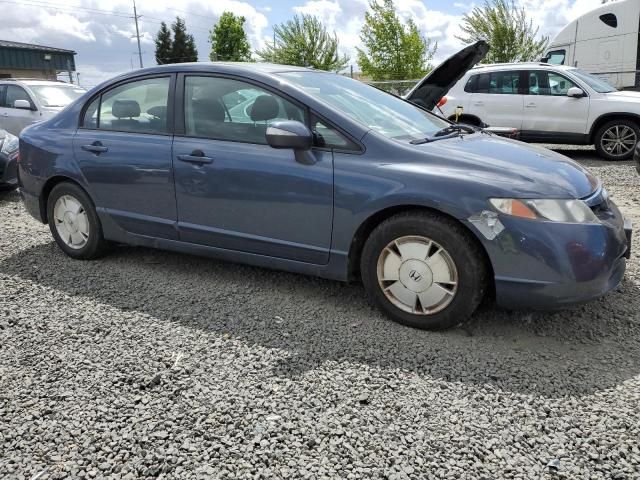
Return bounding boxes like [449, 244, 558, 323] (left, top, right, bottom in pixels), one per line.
[437, 97, 448, 108]
[15, 152, 21, 163]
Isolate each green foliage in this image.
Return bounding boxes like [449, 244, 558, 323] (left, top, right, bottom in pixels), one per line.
[257, 14, 349, 72]
[457, 0, 548, 63]
[356, 0, 437, 81]
[171, 17, 198, 63]
[210, 12, 252, 62]
[154, 22, 173, 65]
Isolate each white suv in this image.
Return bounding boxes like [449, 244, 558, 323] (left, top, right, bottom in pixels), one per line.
[0, 79, 86, 136]
[435, 62, 640, 161]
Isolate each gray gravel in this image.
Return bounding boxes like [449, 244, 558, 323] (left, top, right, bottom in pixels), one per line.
[1, 149, 640, 479]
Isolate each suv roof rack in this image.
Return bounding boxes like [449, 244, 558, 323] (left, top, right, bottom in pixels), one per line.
[471, 62, 556, 70]
[1, 78, 68, 82]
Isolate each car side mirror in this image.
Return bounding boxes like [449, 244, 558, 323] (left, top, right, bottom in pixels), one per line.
[14, 99, 33, 110]
[567, 87, 585, 98]
[266, 120, 316, 165]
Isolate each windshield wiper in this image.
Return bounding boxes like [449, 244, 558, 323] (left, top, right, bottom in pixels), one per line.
[410, 124, 477, 145]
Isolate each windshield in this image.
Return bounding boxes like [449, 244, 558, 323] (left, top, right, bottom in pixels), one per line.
[29, 84, 86, 108]
[278, 71, 449, 141]
[570, 69, 617, 93]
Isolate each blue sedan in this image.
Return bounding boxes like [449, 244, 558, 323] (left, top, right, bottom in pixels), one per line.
[17, 44, 632, 330]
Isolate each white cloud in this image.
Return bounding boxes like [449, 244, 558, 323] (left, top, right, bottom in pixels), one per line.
[0, 0, 615, 84]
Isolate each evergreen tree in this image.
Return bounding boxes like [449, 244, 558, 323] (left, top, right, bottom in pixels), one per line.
[171, 17, 199, 63]
[154, 22, 173, 65]
[210, 12, 252, 61]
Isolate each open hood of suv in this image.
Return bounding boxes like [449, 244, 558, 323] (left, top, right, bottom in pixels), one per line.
[406, 40, 490, 111]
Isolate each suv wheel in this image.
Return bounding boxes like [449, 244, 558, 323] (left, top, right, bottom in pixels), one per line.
[595, 119, 639, 161]
[360, 212, 488, 330]
[47, 182, 110, 259]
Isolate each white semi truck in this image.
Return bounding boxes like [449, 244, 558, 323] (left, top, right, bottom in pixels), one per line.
[543, 0, 640, 90]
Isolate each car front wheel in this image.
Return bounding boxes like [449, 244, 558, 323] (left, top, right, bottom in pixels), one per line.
[47, 182, 110, 259]
[595, 119, 639, 161]
[360, 212, 488, 330]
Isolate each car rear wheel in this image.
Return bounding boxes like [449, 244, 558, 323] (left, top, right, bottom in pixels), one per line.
[595, 119, 639, 161]
[47, 182, 110, 259]
[360, 212, 488, 330]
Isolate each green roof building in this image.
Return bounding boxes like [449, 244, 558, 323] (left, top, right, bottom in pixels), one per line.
[0, 40, 76, 81]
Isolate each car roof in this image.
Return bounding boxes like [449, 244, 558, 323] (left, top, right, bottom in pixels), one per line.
[121, 62, 316, 76]
[0, 79, 77, 86]
[469, 62, 576, 72]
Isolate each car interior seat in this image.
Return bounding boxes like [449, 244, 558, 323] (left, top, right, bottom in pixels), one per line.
[111, 100, 141, 131]
[191, 98, 226, 138]
[249, 95, 280, 143]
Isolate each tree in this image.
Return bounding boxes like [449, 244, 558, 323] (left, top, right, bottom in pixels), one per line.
[210, 12, 251, 62]
[357, 0, 437, 81]
[457, 0, 548, 63]
[171, 17, 198, 63]
[154, 22, 173, 65]
[257, 14, 349, 72]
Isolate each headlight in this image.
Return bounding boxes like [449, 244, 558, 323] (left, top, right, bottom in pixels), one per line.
[489, 198, 598, 223]
[0, 131, 18, 156]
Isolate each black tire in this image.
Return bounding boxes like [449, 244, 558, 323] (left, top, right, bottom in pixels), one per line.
[594, 119, 640, 161]
[46, 182, 110, 259]
[360, 211, 489, 330]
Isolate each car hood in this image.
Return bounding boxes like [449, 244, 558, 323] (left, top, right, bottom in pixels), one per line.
[602, 90, 640, 102]
[406, 41, 490, 110]
[401, 134, 599, 199]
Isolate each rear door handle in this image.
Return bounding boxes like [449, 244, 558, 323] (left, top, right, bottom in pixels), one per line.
[178, 150, 213, 165]
[0, 113, 8, 117]
[525, 103, 537, 108]
[473, 102, 484, 107]
[81, 142, 108, 154]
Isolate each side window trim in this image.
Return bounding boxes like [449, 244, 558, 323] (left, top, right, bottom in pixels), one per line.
[310, 111, 364, 154]
[5, 85, 35, 110]
[79, 73, 176, 135]
[525, 70, 586, 97]
[175, 72, 309, 143]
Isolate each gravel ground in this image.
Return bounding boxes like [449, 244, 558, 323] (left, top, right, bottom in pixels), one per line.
[1, 147, 640, 480]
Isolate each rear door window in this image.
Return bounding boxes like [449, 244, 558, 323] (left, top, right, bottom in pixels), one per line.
[92, 77, 171, 134]
[473, 71, 522, 94]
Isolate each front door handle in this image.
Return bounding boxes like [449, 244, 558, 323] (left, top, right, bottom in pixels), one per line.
[525, 103, 537, 108]
[0, 112, 8, 117]
[178, 150, 213, 165]
[81, 141, 108, 154]
[473, 102, 484, 107]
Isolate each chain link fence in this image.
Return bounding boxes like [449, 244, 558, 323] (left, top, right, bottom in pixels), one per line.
[363, 79, 421, 96]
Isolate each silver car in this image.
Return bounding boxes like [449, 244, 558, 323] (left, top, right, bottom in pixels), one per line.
[0, 79, 86, 136]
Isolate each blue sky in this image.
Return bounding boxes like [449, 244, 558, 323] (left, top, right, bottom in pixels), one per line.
[0, 0, 603, 86]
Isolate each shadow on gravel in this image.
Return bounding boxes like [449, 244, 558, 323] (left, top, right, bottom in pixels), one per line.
[0, 188, 20, 205]
[3, 242, 640, 398]
[550, 148, 635, 168]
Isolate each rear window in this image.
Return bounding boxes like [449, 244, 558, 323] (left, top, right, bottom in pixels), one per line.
[467, 71, 522, 94]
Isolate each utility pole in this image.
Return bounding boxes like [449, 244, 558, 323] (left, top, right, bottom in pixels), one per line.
[133, 0, 143, 68]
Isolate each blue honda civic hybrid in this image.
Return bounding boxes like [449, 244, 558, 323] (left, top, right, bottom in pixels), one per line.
[18, 42, 632, 330]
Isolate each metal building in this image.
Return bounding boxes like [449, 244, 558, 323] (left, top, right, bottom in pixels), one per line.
[0, 40, 76, 81]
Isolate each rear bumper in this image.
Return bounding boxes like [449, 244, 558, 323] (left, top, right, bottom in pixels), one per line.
[474, 198, 631, 310]
[0, 153, 17, 187]
[20, 188, 44, 222]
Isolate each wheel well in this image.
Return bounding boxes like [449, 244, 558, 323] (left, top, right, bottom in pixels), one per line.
[589, 114, 640, 143]
[40, 176, 85, 223]
[347, 205, 495, 288]
[448, 114, 483, 126]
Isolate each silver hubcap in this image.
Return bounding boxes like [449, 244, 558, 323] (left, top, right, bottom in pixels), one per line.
[601, 125, 637, 157]
[377, 236, 458, 315]
[53, 195, 90, 249]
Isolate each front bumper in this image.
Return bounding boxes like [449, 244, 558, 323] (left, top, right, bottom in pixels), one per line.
[472, 197, 631, 310]
[0, 152, 18, 187]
